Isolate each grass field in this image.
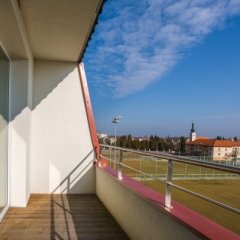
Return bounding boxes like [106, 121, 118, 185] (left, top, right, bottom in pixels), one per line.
[102, 149, 240, 234]
[142, 179, 240, 234]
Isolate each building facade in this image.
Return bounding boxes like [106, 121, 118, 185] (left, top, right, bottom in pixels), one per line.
[186, 123, 240, 160]
[186, 139, 240, 160]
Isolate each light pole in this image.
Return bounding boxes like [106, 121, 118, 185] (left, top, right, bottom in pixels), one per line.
[112, 116, 122, 147]
[112, 116, 122, 165]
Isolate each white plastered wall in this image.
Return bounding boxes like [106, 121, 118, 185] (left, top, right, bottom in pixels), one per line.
[1, 0, 97, 209]
[31, 60, 95, 194]
[9, 60, 32, 207]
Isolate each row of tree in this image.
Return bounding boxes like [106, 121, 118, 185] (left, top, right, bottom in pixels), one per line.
[216, 136, 238, 141]
[104, 135, 186, 152]
[101, 134, 239, 152]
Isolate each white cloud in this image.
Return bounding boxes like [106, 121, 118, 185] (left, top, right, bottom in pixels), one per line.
[84, 0, 240, 98]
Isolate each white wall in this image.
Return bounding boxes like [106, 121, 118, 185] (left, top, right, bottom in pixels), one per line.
[96, 168, 202, 240]
[9, 60, 32, 207]
[31, 60, 95, 194]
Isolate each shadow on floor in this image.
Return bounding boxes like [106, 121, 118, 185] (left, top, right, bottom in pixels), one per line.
[51, 194, 130, 240]
[0, 194, 129, 240]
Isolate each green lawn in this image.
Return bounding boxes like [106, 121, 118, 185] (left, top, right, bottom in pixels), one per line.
[102, 150, 240, 234]
[142, 180, 240, 234]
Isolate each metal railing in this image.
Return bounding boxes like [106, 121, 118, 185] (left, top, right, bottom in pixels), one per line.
[99, 144, 240, 214]
[182, 155, 240, 167]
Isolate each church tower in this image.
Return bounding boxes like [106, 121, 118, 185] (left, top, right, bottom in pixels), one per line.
[190, 122, 196, 142]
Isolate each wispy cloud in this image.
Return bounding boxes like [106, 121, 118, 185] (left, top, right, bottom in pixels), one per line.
[84, 0, 240, 98]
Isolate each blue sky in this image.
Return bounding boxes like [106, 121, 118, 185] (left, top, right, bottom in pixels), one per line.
[84, 0, 240, 138]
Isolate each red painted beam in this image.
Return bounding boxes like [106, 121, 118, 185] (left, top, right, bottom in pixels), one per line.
[78, 62, 99, 160]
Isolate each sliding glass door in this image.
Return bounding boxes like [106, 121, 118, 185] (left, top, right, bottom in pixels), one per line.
[0, 46, 9, 215]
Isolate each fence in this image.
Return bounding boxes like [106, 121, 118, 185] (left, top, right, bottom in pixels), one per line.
[99, 144, 240, 214]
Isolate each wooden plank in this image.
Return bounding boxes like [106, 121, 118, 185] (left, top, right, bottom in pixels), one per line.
[0, 194, 129, 240]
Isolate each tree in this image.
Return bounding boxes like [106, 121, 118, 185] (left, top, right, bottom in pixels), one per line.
[234, 136, 238, 141]
[105, 138, 111, 145]
[117, 135, 127, 147]
[158, 139, 164, 151]
[149, 135, 159, 151]
[216, 136, 225, 140]
[98, 138, 104, 144]
[149, 135, 154, 151]
[179, 136, 186, 153]
[145, 140, 150, 151]
[126, 134, 132, 148]
[140, 140, 146, 151]
[163, 138, 174, 152]
[132, 139, 140, 150]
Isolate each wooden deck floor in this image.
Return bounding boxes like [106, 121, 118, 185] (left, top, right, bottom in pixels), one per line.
[0, 194, 129, 240]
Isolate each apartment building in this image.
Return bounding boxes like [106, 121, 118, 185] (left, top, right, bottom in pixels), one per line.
[186, 139, 240, 160]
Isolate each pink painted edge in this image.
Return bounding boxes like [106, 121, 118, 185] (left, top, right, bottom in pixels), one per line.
[97, 165, 240, 240]
[77, 63, 100, 159]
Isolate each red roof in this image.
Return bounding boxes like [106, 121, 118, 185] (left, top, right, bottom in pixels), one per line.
[187, 139, 240, 147]
[196, 136, 209, 140]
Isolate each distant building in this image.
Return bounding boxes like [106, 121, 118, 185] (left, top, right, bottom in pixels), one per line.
[97, 132, 108, 144]
[186, 139, 240, 160]
[97, 132, 107, 138]
[190, 122, 197, 142]
[138, 137, 149, 142]
[186, 124, 240, 160]
[108, 137, 117, 145]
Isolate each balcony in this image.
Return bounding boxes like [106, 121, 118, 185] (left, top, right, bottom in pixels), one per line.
[0, 145, 239, 240]
[1, 1, 239, 239]
[0, 194, 129, 240]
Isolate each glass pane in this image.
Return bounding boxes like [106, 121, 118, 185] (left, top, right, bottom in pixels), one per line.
[0, 46, 9, 213]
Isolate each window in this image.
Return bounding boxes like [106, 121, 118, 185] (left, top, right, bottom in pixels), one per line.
[0, 46, 9, 215]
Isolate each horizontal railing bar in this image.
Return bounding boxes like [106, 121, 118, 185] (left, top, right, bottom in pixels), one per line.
[101, 153, 240, 215]
[128, 173, 240, 178]
[100, 144, 240, 174]
[103, 155, 166, 184]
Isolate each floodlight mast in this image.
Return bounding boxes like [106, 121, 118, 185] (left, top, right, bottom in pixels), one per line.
[112, 116, 122, 165]
[112, 116, 122, 147]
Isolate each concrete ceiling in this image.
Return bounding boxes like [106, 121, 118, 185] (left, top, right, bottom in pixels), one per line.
[20, 0, 103, 62]
[0, 1, 28, 59]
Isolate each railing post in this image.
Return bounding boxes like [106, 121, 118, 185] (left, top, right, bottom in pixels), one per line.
[140, 157, 142, 181]
[98, 146, 102, 167]
[114, 147, 116, 170]
[165, 159, 173, 208]
[99, 145, 102, 159]
[118, 150, 123, 180]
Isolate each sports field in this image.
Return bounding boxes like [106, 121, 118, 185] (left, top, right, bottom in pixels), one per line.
[102, 149, 240, 234]
[142, 179, 240, 234]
